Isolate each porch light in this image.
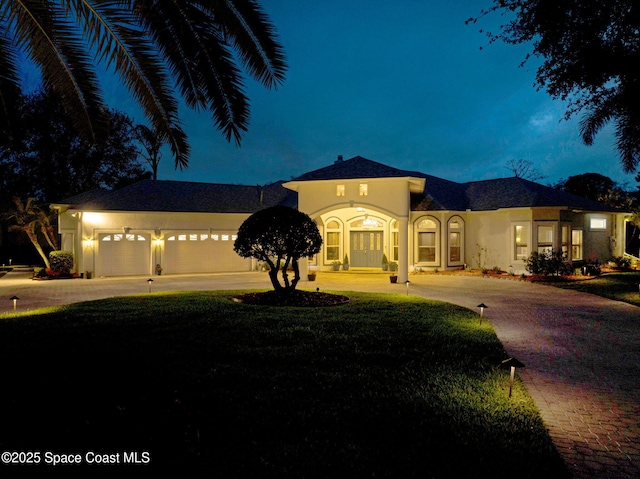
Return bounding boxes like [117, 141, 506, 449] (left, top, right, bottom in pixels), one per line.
[477, 303, 488, 324]
[82, 238, 94, 248]
[147, 278, 153, 293]
[10, 295, 19, 312]
[501, 357, 525, 398]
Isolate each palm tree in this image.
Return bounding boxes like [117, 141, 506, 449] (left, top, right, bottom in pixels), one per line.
[6, 197, 58, 268]
[0, 1, 286, 169]
[135, 124, 166, 180]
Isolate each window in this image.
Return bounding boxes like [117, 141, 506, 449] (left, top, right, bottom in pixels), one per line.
[572, 229, 583, 260]
[325, 219, 341, 262]
[448, 217, 464, 264]
[537, 225, 554, 254]
[561, 225, 569, 257]
[590, 217, 607, 230]
[359, 183, 368, 196]
[336, 184, 345, 196]
[416, 217, 439, 264]
[513, 223, 529, 260]
[391, 220, 399, 262]
[418, 233, 436, 262]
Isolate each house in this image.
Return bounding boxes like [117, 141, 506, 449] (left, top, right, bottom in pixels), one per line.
[52, 155, 629, 282]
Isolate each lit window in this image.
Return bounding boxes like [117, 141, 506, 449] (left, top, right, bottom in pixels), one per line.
[336, 184, 345, 196]
[514, 224, 529, 260]
[561, 225, 569, 257]
[190, 234, 198, 241]
[201, 234, 209, 241]
[537, 225, 554, 254]
[590, 217, 606, 230]
[416, 216, 439, 264]
[222, 235, 229, 241]
[448, 217, 464, 264]
[325, 219, 342, 262]
[418, 232, 436, 262]
[572, 229, 583, 260]
[359, 183, 368, 196]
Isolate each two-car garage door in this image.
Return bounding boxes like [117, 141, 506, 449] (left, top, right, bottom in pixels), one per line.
[163, 231, 249, 274]
[97, 231, 249, 276]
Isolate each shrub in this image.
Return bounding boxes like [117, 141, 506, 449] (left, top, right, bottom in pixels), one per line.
[610, 256, 631, 269]
[49, 250, 74, 275]
[524, 250, 571, 276]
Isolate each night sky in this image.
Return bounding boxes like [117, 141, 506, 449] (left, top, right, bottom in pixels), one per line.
[29, 0, 636, 188]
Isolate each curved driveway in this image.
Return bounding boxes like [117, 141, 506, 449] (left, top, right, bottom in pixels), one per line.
[1, 269, 639, 479]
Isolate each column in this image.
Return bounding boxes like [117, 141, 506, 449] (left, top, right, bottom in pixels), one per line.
[398, 216, 409, 283]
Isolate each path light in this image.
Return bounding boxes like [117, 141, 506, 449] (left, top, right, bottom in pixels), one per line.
[477, 303, 488, 324]
[147, 278, 153, 293]
[405, 280, 410, 295]
[501, 357, 525, 398]
[10, 295, 19, 312]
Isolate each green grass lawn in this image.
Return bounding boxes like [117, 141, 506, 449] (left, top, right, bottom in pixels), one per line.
[0, 291, 568, 478]
[545, 271, 640, 307]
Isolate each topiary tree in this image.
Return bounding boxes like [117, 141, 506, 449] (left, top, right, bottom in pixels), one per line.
[234, 206, 322, 292]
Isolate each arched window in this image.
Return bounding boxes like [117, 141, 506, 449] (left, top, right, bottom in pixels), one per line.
[447, 216, 464, 265]
[415, 217, 439, 264]
[325, 219, 342, 263]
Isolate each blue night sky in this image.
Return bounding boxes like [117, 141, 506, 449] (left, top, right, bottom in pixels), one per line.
[44, 1, 636, 188]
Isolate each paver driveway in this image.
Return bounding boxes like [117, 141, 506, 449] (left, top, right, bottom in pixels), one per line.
[1, 270, 639, 479]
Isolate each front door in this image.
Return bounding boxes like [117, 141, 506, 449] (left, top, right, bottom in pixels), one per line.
[350, 231, 383, 267]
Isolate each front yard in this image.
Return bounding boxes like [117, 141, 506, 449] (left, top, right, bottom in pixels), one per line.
[0, 291, 568, 478]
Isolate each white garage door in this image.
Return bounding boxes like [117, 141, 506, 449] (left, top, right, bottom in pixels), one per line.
[163, 232, 249, 274]
[98, 233, 151, 276]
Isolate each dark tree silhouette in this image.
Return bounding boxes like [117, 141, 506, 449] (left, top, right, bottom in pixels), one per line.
[471, 1, 640, 172]
[234, 206, 322, 292]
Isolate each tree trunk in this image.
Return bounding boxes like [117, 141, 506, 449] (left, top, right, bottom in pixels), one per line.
[25, 227, 50, 268]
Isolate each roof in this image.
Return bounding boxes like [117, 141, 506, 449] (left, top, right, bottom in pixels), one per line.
[53, 180, 297, 213]
[52, 156, 624, 214]
[461, 177, 621, 212]
[292, 155, 426, 180]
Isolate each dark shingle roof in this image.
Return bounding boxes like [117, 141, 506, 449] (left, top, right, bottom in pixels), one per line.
[55, 180, 296, 213]
[53, 156, 623, 215]
[462, 177, 620, 212]
[293, 155, 425, 180]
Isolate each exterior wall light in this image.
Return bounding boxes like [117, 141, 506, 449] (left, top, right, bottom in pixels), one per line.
[10, 295, 19, 312]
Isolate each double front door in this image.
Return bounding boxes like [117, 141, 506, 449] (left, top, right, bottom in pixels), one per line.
[350, 231, 383, 267]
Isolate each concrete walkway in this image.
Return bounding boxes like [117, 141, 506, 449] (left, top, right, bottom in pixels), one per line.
[1, 269, 639, 479]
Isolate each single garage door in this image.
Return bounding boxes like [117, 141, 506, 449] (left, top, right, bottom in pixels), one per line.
[98, 233, 151, 276]
[163, 232, 249, 274]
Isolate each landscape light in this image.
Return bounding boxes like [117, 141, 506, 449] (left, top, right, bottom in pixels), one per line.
[501, 357, 525, 398]
[10, 295, 19, 312]
[477, 303, 488, 324]
[148, 278, 153, 293]
[405, 280, 410, 295]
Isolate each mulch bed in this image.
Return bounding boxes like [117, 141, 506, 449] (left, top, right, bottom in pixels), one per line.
[233, 290, 350, 307]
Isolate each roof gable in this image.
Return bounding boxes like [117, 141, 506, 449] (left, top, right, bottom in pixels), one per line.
[293, 155, 426, 181]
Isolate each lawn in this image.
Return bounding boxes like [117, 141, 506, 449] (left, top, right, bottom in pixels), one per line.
[543, 271, 640, 307]
[0, 291, 568, 478]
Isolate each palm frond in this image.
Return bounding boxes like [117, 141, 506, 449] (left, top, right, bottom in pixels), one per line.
[0, 31, 22, 147]
[8, 0, 106, 142]
[205, 0, 287, 89]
